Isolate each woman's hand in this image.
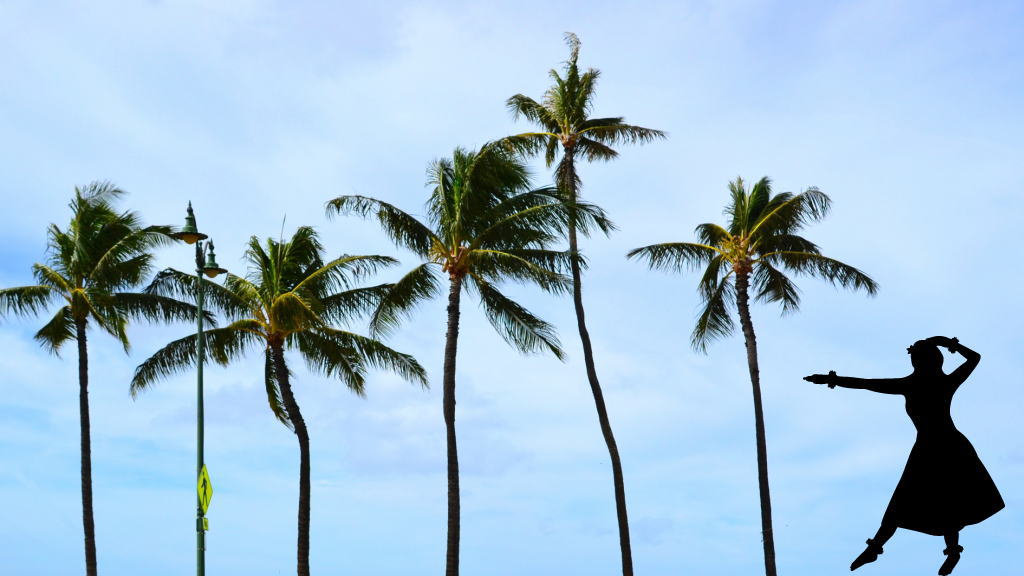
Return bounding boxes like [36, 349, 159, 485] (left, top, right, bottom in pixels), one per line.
[925, 335, 955, 347]
[804, 370, 838, 387]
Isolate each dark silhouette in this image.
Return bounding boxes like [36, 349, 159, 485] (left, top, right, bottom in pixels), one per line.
[805, 336, 1004, 575]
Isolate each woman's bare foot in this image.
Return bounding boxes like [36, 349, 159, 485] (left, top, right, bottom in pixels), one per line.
[938, 545, 963, 575]
[850, 539, 884, 571]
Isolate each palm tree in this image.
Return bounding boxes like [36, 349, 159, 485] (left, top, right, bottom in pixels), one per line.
[130, 226, 428, 576]
[628, 176, 878, 576]
[326, 143, 602, 576]
[0, 182, 200, 576]
[504, 32, 666, 575]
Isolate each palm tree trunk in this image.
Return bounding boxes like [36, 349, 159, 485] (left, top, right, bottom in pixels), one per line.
[272, 345, 312, 576]
[735, 270, 777, 576]
[561, 151, 633, 576]
[76, 319, 98, 576]
[443, 275, 464, 576]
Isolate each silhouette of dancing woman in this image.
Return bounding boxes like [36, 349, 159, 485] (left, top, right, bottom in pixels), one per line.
[805, 336, 1003, 575]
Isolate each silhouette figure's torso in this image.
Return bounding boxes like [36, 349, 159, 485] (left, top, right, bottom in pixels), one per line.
[903, 372, 957, 436]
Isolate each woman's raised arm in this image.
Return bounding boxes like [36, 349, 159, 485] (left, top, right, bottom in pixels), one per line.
[935, 336, 980, 388]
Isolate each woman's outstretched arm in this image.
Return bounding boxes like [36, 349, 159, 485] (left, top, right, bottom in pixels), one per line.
[804, 371, 909, 395]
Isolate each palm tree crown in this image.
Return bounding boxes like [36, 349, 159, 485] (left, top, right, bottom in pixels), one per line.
[132, 225, 428, 415]
[629, 176, 878, 349]
[326, 143, 605, 354]
[505, 32, 666, 200]
[0, 182, 198, 351]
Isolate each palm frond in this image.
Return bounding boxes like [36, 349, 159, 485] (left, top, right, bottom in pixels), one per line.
[626, 242, 720, 272]
[144, 268, 251, 319]
[471, 277, 564, 360]
[543, 68, 567, 118]
[754, 233, 820, 258]
[694, 223, 731, 247]
[291, 254, 398, 296]
[298, 327, 429, 392]
[90, 224, 175, 287]
[76, 181, 126, 205]
[426, 156, 457, 236]
[264, 349, 293, 429]
[97, 254, 153, 291]
[571, 68, 600, 123]
[257, 226, 326, 294]
[576, 137, 619, 162]
[473, 185, 558, 222]
[131, 325, 262, 395]
[750, 187, 831, 238]
[578, 117, 623, 130]
[500, 133, 557, 159]
[505, 95, 558, 130]
[31, 264, 73, 293]
[579, 122, 667, 146]
[243, 235, 276, 297]
[751, 261, 801, 314]
[325, 195, 438, 257]
[327, 328, 428, 387]
[745, 177, 772, 227]
[487, 186, 614, 238]
[73, 288, 130, 351]
[725, 177, 748, 234]
[569, 197, 617, 237]
[691, 274, 736, 352]
[564, 31, 581, 65]
[292, 330, 367, 395]
[269, 291, 321, 334]
[770, 251, 879, 295]
[468, 249, 571, 293]
[222, 273, 268, 318]
[0, 285, 57, 317]
[470, 201, 564, 251]
[543, 135, 560, 166]
[367, 263, 441, 338]
[318, 284, 391, 327]
[468, 141, 534, 194]
[113, 291, 214, 326]
[696, 254, 730, 300]
[34, 306, 75, 354]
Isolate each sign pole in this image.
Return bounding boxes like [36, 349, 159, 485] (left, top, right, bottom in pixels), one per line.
[195, 245, 206, 576]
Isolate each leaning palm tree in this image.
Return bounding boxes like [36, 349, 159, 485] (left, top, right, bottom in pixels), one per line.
[131, 226, 427, 576]
[504, 32, 666, 576]
[326, 143, 604, 576]
[628, 176, 878, 576]
[0, 182, 199, 576]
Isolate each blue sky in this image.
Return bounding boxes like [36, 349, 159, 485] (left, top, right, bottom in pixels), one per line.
[1, 1, 1022, 574]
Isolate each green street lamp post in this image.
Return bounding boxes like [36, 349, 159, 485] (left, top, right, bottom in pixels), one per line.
[173, 202, 227, 576]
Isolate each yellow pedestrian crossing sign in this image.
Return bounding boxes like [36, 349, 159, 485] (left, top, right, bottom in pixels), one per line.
[197, 465, 213, 515]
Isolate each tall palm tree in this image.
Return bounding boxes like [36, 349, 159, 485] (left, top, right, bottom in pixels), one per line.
[504, 32, 666, 575]
[326, 143, 603, 576]
[130, 226, 427, 576]
[628, 176, 878, 576]
[0, 182, 200, 576]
